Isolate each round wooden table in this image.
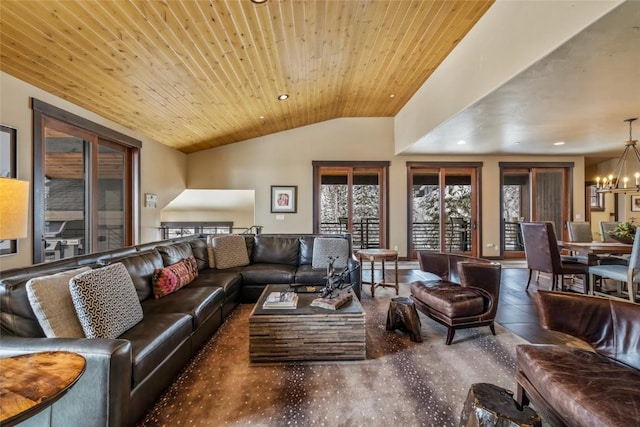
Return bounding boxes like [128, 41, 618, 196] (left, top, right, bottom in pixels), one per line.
[357, 248, 399, 297]
[0, 351, 86, 426]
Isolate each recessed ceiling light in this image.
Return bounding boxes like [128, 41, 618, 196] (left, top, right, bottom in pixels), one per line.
[457, 140, 466, 145]
[277, 94, 289, 101]
[250, 0, 268, 4]
[259, 115, 265, 120]
[554, 141, 565, 146]
[389, 94, 396, 98]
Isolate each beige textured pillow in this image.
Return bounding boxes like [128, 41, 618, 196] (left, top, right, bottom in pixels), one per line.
[26, 266, 92, 338]
[212, 235, 250, 269]
[206, 234, 216, 268]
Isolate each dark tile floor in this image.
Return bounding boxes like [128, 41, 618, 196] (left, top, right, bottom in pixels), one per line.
[367, 263, 573, 345]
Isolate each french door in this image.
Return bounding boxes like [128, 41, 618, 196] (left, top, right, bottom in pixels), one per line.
[33, 100, 140, 263]
[500, 163, 573, 258]
[407, 162, 481, 259]
[313, 161, 389, 250]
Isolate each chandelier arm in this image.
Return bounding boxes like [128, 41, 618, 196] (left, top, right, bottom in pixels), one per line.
[612, 145, 631, 188]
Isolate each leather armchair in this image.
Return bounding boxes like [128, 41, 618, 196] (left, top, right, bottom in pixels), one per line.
[410, 252, 501, 345]
[516, 291, 640, 426]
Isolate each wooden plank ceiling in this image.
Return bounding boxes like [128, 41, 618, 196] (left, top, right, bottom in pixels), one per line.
[0, 0, 493, 154]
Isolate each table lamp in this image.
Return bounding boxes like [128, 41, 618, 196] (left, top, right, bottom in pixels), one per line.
[0, 177, 29, 240]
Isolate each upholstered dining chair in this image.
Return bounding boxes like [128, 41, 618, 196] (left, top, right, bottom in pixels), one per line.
[520, 222, 589, 291]
[600, 221, 620, 242]
[588, 233, 640, 303]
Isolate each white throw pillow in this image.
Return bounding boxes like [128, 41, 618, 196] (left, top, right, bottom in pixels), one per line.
[312, 238, 349, 269]
[212, 235, 250, 269]
[26, 266, 92, 338]
[70, 263, 143, 339]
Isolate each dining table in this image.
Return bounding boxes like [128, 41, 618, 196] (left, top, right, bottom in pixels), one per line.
[557, 241, 633, 265]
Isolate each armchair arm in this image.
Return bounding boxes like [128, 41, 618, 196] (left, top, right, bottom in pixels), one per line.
[458, 262, 501, 317]
[0, 335, 132, 427]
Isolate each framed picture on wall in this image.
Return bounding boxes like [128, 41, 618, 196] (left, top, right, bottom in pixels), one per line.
[271, 185, 297, 213]
[1, 124, 18, 255]
[631, 195, 640, 212]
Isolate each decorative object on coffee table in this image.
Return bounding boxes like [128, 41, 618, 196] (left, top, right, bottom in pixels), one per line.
[459, 383, 541, 427]
[319, 256, 354, 298]
[310, 291, 352, 310]
[386, 297, 422, 342]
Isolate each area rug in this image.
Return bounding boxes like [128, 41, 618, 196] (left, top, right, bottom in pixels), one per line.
[138, 286, 528, 427]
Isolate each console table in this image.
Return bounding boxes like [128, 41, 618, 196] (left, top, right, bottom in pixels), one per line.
[0, 351, 85, 426]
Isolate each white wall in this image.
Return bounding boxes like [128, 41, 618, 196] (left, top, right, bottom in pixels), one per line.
[188, 117, 586, 258]
[0, 72, 187, 270]
[160, 209, 255, 230]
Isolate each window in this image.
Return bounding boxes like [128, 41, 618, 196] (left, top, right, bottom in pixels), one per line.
[160, 222, 234, 239]
[32, 99, 140, 263]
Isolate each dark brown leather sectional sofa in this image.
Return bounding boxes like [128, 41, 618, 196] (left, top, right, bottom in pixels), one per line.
[0, 233, 360, 426]
[516, 290, 640, 426]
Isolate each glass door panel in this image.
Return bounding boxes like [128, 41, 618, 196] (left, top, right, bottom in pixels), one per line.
[411, 170, 440, 253]
[443, 171, 472, 253]
[97, 143, 126, 252]
[319, 170, 349, 234]
[502, 170, 530, 254]
[352, 170, 380, 249]
[44, 128, 88, 261]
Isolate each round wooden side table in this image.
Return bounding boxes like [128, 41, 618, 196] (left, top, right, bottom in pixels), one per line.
[356, 248, 399, 297]
[0, 351, 86, 426]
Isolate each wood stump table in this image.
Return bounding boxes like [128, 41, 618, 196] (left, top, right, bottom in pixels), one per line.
[386, 297, 422, 342]
[459, 383, 541, 427]
[357, 248, 398, 297]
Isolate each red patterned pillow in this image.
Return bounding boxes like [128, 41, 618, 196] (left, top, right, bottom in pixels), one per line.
[152, 255, 198, 299]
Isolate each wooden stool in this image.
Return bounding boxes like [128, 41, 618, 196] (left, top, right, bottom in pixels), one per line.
[459, 383, 541, 427]
[357, 248, 398, 297]
[386, 297, 422, 342]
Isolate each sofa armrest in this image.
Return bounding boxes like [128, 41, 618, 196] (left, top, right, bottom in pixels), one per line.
[347, 256, 361, 300]
[0, 335, 132, 427]
[458, 262, 501, 315]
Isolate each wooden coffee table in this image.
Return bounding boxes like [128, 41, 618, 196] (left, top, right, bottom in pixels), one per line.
[249, 285, 366, 363]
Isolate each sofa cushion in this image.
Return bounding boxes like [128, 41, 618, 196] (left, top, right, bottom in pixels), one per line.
[517, 344, 640, 427]
[213, 235, 250, 269]
[294, 264, 326, 285]
[152, 256, 199, 299]
[142, 287, 225, 330]
[188, 268, 242, 297]
[312, 238, 349, 269]
[116, 250, 164, 301]
[299, 236, 314, 265]
[119, 312, 192, 388]
[70, 263, 144, 339]
[252, 235, 299, 265]
[156, 242, 194, 267]
[25, 266, 91, 338]
[189, 238, 209, 270]
[240, 264, 296, 285]
[410, 281, 484, 317]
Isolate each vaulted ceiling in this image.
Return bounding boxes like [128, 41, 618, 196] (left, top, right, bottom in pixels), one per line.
[0, 0, 492, 153]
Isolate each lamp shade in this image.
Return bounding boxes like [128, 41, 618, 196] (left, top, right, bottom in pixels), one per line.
[0, 178, 29, 240]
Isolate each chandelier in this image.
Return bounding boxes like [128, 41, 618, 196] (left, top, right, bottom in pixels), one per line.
[596, 117, 639, 193]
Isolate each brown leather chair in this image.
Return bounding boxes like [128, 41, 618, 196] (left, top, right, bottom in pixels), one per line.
[520, 222, 588, 292]
[410, 252, 501, 345]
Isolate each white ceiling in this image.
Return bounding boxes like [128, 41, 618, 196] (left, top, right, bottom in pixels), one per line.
[404, 0, 640, 158]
